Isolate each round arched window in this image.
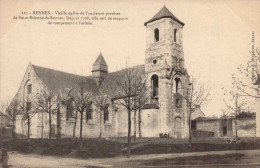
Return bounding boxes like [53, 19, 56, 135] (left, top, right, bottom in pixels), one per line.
[154, 28, 159, 42]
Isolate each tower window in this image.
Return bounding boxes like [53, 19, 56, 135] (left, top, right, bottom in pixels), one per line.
[176, 98, 181, 108]
[153, 59, 157, 64]
[174, 93, 183, 108]
[154, 28, 159, 42]
[175, 78, 181, 93]
[27, 84, 32, 94]
[174, 29, 177, 42]
[151, 75, 159, 98]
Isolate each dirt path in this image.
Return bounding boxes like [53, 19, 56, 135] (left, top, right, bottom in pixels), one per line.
[8, 149, 260, 168]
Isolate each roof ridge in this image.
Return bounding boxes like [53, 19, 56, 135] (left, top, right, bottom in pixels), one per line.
[106, 64, 145, 75]
[32, 64, 88, 78]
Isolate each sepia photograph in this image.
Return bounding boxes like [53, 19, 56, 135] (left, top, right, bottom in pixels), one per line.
[0, 0, 260, 167]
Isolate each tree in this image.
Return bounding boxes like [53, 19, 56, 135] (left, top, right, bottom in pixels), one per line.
[112, 63, 147, 157]
[36, 85, 59, 139]
[94, 95, 109, 139]
[6, 99, 21, 138]
[232, 47, 260, 98]
[71, 79, 94, 143]
[70, 98, 78, 139]
[131, 77, 148, 142]
[21, 97, 37, 142]
[0, 102, 8, 137]
[222, 47, 259, 136]
[222, 86, 253, 137]
[56, 88, 73, 139]
[187, 76, 211, 146]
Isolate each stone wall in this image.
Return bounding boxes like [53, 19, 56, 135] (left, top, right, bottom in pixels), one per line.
[15, 64, 119, 139]
[60, 102, 117, 138]
[15, 63, 47, 138]
[196, 120, 220, 137]
[145, 17, 189, 139]
[141, 109, 159, 137]
[232, 117, 256, 137]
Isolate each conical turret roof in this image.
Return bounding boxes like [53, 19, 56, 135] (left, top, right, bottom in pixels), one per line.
[93, 52, 107, 66]
[144, 6, 184, 26]
[92, 52, 108, 72]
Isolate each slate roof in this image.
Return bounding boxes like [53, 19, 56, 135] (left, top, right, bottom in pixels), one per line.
[141, 103, 159, 109]
[93, 52, 107, 66]
[194, 117, 219, 121]
[32, 64, 145, 98]
[32, 64, 101, 95]
[144, 6, 184, 26]
[100, 64, 145, 97]
[92, 52, 108, 72]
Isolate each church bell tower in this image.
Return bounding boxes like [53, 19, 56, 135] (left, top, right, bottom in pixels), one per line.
[142, 6, 189, 138]
[144, 5, 185, 102]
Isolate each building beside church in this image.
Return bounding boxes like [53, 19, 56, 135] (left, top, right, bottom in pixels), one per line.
[12, 6, 192, 139]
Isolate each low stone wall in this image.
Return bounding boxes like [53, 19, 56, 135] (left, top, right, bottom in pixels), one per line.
[233, 117, 256, 137]
[192, 130, 214, 137]
[196, 120, 220, 137]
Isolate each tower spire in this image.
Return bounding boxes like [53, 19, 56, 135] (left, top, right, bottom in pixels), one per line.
[92, 52, 108, 86]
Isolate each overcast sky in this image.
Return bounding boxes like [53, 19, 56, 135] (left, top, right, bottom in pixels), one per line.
[0, 0, 259, 116]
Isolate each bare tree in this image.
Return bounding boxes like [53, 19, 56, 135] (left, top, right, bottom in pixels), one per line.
[0, 102, 8, 137]
[56, 88, 73, 139]
[36, 86, 59, 139]
[94, 95, 109, 139]
[187, 76, 211, 146]
[222, 47, 259, 137]
[21, 97, 37, 142]
[6, 99, 21, 138]
[112, 63, 147, 157]
[232, 47, 260, 98]
[71, 79, 93, 143]
[131, 76, 148, 142]
[222, 86, 253, 137]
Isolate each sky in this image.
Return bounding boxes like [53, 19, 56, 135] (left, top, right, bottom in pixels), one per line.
[0, 0, 259, 117]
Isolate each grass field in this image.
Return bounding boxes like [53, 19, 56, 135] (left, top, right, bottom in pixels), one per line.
[1, 137, 260, 158]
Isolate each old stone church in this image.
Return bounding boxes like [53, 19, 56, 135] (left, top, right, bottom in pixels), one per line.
[13, 6, 191, 139]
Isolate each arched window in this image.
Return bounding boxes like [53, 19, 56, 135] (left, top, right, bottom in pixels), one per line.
[175, 78, 181, 93]
[66, 98, 74, 121]
[154, 28, 159, 42]
[174, 93, 182, 108]
[151, 75, 159, 98]
[27, 84, 32, 94]
[104, 104, 110, 122]
[174, 29, 177, 42]
[86, 101, 93, 121]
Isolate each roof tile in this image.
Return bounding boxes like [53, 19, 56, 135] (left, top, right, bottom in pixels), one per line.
[144, 6, 184, 26]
